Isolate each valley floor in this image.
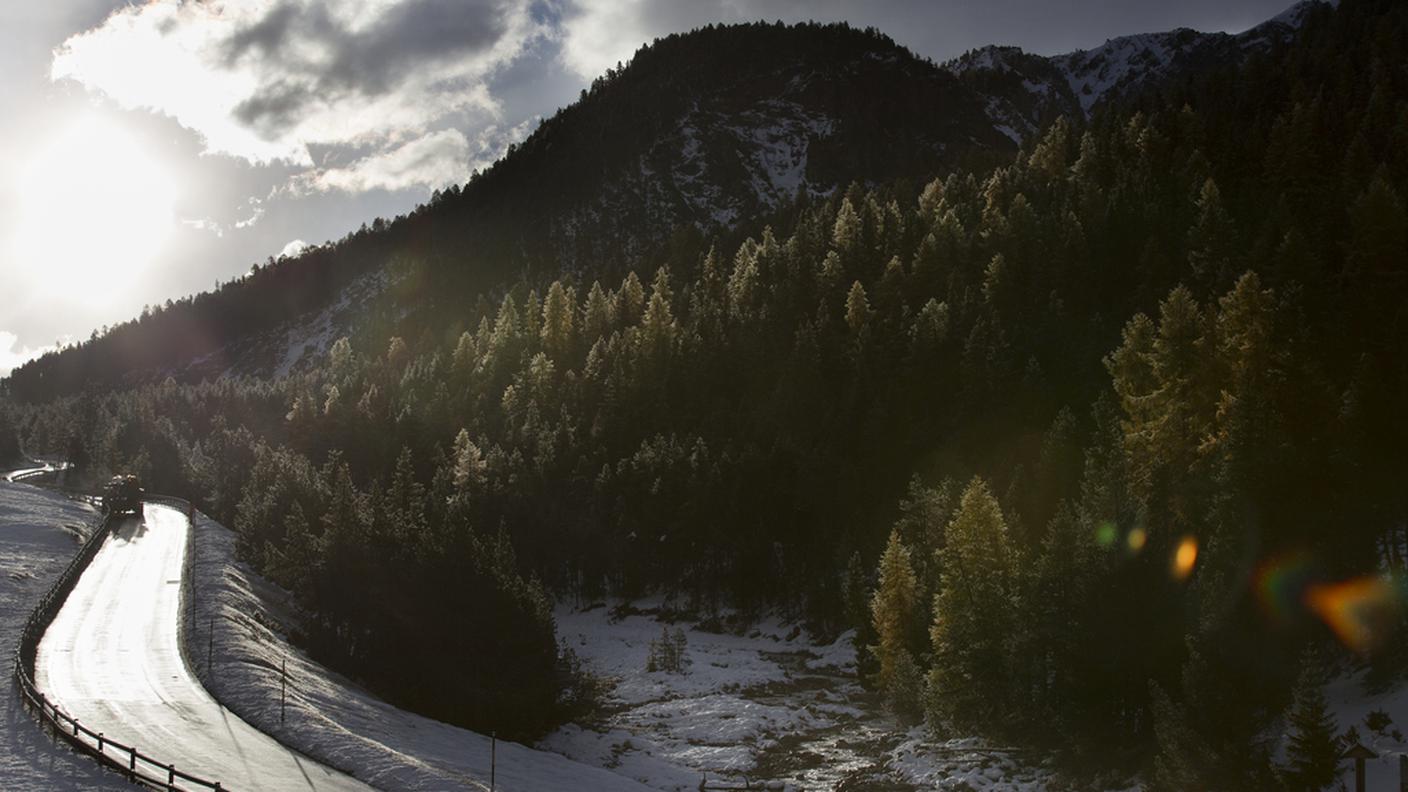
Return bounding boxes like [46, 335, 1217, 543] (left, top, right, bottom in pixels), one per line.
[544, 599, 1055, 791]
[6, 477, 1402, 791]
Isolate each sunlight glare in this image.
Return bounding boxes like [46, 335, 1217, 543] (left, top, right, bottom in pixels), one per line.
[10, 113, 176, 304]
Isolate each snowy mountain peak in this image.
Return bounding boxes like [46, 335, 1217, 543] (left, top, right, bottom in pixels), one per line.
[943, 0, 1333, 142]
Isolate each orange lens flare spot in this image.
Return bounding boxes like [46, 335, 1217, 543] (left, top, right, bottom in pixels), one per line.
[1305, 577, 1401, 654]
[1172, 536, 1198, 581]
[1127, 527, 1147, 553]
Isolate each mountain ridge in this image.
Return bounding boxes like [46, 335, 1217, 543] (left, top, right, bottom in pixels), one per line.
[2, 3, 1328, 398]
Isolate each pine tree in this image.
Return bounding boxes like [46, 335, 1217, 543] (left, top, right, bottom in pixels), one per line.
[581, 280, 612, 343]
[845, 281, 871, 334]
[617, 272, 646, 326]
[833, 196, 862, 257]
[1281, 652, 1341, 792]
[870, 528, 919, 693]
[540, 280, 576, 361]
[927, 477, 1014, 730]
[1187, 177, 1238, 290]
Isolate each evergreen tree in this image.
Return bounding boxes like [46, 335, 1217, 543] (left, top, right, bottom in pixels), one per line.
[541, 280, 576, 361]
[845, 281, 871, 334]
[927, 478, 1015, 731]
[1281, 652, 1341, 792]
[870, 528, 919, 693]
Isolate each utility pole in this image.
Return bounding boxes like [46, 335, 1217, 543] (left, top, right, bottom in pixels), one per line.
[490, 731, 496, 791]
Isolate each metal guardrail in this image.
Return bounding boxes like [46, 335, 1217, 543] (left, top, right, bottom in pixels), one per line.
[11, 493, 227, 791]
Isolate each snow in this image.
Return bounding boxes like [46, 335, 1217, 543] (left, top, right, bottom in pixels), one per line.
[660, 100, 834, 232]
[37, 503, 371, 790]
[543, 598, 1056, 790]
[269, 269, 388, 379]
[0, 481, 135, 791]
[1301, 669, 1408, 791]
[184, 512, 653, 792]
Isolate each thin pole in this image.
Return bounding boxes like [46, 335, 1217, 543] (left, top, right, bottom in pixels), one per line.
[491, 731, 496, 791]
[280, 658, 287, 724]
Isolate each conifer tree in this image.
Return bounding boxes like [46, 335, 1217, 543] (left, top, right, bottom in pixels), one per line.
[870, 528, 919, 693]
[1281, 652, 1341, 792]
[927, 478, 1014, 730]
[845, 281, 871, 334]
[541, 280, 576, 361]
[617, 272, 646, 326]
[581, 281, 612, 343]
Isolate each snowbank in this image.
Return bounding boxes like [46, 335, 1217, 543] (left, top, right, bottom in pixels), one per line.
[182, 512, 653, 791]
[0, 481, 133, 791]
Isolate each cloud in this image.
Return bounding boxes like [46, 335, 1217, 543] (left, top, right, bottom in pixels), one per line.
[52, 0, 543, 188]
[0, 331, 61, 377]
[279, 239, 310, 258]
[300, 129, 471, 193]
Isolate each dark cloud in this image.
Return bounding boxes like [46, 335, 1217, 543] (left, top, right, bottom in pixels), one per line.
[227, 0, 511, 135]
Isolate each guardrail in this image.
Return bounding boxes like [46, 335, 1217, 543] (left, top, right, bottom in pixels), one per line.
[11, 493, 227, 791]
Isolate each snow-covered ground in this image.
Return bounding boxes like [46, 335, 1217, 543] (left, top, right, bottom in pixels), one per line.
[188, 506, 1057, 791]
[1321, 670, 1408, 790]
[543, 599, 1056, 790]
[0, 481, 135, 792]
[185, 512, 654, 791]
[36, 502, 371, 790]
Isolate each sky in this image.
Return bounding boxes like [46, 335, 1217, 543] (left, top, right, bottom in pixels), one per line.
[0, 0, 1299, 376]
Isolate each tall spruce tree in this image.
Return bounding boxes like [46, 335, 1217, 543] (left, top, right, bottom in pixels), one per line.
[1281, 652, 1341, 792]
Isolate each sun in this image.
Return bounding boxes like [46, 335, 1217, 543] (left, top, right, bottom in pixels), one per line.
[10, 113, 176, 305]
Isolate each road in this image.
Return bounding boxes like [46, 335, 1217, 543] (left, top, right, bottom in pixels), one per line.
[34, 502, 375, 792]
[3, 462, 64, 483]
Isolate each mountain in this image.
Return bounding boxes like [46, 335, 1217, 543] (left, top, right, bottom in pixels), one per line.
[2, 4, 1326, 398]
[944, 0, 1333, 144]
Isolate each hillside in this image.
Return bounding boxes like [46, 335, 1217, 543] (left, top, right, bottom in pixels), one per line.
[0, 10, 1322, 400]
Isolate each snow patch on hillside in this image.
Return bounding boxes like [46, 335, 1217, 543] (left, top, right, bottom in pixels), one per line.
[0, 481, 133, 792]
[270, 270, 389, 379]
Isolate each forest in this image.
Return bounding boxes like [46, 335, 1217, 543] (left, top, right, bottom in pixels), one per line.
[2, 0, 1406, 785]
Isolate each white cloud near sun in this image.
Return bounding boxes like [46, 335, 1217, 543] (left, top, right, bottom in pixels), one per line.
[0, 331, 64, 377]
[52, 0, 545, 191]
[300, 128, 471, 193]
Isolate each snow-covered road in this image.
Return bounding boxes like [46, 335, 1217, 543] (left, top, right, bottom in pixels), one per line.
[3, 462, 61, 483]
[34, 502, 374, 792]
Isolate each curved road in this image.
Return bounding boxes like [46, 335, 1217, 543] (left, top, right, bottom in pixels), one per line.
[35, 502, 374, 791]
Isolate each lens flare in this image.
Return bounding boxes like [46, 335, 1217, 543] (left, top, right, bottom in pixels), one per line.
[1095, 521, 1118, 548]
[1172, 536, 1198, 581]
[1127, 527, 1147, 553]
[1255, 553, 1317, 625]
[1305, 577, 1401, 654]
